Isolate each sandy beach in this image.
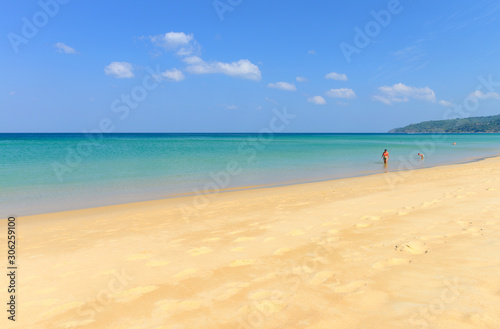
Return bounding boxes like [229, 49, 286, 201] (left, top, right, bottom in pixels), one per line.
[2, 156, 500, 329]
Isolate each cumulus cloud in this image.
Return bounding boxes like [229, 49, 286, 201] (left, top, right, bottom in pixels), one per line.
[149, 31, 261, 81]
[162, 68, 185, 81]
[185, 58, 261, 81]
[308, 96, 326, 105]
[325, 72, 348, 81]
[468, 90, 500, 100]
[296, 76, 307, 82]
[104, 62, 134, 78]
[373, 83, 436, 105]
[268, 82, 297, 91]
[182, 56, 204, 64]
[54, 42, 77, 54]
[325, 88, 356, 99]
[149, 32, 199, 56]
[439, 100, 454, 107]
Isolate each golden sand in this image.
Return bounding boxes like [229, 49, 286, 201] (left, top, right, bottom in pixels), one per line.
[2, 156, 500, 328]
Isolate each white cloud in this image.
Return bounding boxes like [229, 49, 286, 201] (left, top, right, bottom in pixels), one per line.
[468, 90, 500, 100]
[183, 56, 204, 64]
[325, 88, 356, 99]
[162, 68, 185, 81]
[268, 82, 297, 91]
[296, 76, 307, 82]
[104, 62, 134, 78]
[372, 95, 392, 105]
[373, 83, 436, 105]
[439, 100, 454, 107]
[150, 32, 193, 47]
[186, 58, 261, 81]
[325, 72, 348, 81]
[149, 31, 261, 81]
[149, 32, 199, 56]
[227, 105, 238, 110]
[308, 96, 326, 105]
[54, 42, 77, 54]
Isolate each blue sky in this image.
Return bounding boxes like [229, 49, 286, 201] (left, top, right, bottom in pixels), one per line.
[2, 0, 500, 132]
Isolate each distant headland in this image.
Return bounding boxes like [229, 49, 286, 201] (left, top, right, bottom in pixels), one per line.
[389, 114, 500, 133]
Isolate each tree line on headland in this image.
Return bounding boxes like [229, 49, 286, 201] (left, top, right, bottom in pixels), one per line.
[389, 114, 500, 133]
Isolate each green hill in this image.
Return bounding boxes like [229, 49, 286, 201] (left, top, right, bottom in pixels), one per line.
[389, 114, 500, 133]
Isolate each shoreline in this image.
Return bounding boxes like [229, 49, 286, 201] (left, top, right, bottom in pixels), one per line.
[8, 152, 499, 218]
[3, 154, 500, 328]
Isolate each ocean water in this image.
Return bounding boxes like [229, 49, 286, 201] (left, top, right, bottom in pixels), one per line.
[1, 133, 499, 216]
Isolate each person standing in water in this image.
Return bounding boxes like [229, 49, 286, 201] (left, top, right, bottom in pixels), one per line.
[418, 153, 424, 160]
[382, 149, 389, 164]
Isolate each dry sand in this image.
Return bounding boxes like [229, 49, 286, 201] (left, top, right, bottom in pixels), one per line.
[2, 156, 500, 329]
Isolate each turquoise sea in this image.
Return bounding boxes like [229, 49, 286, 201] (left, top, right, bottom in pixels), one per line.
[1, 133, 499, 216]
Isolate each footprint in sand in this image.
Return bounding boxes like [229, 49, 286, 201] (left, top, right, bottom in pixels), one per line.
[372, 258, 408, 270]
[333, 280, 367, 294]
[112, 286, 158, 303]
[247, 290, 290, 312]
[230, 259, 256, 267]
[188, 246, 213, 256]
[252, 272, 278, 283]
[309, 271, 335, 285]
[238, 300, 287, 316]
[397, 241, 428, 254]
